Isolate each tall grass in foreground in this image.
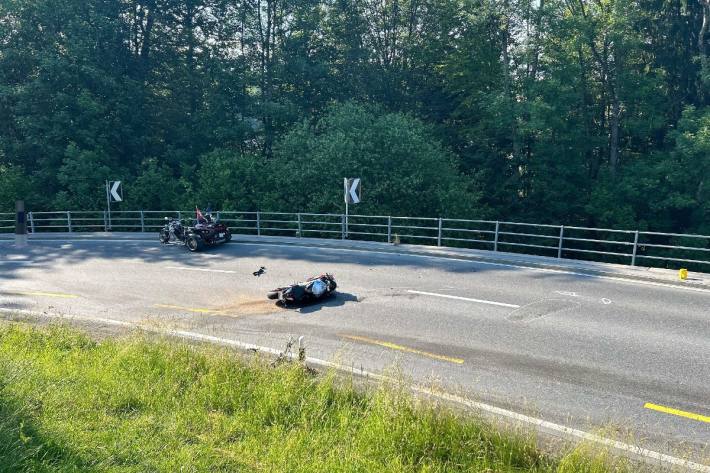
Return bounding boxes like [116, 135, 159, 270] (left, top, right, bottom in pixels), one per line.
[0, 324, 632, 472]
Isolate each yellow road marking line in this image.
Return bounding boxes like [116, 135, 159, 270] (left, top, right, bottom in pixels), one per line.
[644, 402, 710, 423]
[340, 334, 464, 365]
[2, 291, 78, 299]
[153, 304, 226, 315]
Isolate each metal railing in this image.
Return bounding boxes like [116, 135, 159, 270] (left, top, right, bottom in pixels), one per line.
[1, 210, 708, 271]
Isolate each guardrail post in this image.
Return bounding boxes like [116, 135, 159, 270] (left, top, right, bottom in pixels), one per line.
[256, 212, 261, 236]
[139, 210, 145, 232]
[493, 221, 500, 251]
[28, 212, 35, 233]
[103, 210, 108, 231]
[341, 214, 346, 239]
[177, 211, 182, 221]
[631, 230, 639, 266]
[67, 211, 72, 232]
[437, 218, 443, 247]
[557, 225, 564, 259]
[387, 216, 392, 243]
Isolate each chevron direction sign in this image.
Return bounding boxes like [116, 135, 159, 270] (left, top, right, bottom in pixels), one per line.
[344, 178, 361, 204]
[108, 181, 123, 202]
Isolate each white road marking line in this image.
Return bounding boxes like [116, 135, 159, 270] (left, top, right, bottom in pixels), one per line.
[2, 238, 709, 293]
[165, 265, 236, 274]
[237, 242, 710, 294]
[407, 290, 521, 308]
[555, 291, 578, 297]
[0, 306, 708, 472]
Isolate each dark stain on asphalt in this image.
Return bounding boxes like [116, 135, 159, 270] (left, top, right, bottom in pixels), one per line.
[507, 299, 580, 322]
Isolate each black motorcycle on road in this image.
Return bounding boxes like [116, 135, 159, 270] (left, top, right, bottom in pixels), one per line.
[159, 215, 231, 252]
[268, 274, 337, 306]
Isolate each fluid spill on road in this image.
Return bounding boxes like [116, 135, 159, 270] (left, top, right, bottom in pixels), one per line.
[507, 298, 580, 322]
[216, 296, 284, 317]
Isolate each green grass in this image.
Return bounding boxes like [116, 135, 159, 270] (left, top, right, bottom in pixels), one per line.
[0, 323, 632, 472]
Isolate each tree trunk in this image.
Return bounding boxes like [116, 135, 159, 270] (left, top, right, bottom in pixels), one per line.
[530, 0, 544, 80]
[501, 0, 520, 161]
[138, 0, 155, 77]
[700, 0, 709, 56]
[700, 0, 709, 93]
[186, 1, 197, 117]
[608, 47, 621, 176]
[609, 88, 620, 176]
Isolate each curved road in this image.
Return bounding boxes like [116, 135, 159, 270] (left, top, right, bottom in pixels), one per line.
[1, 238, 708, 468]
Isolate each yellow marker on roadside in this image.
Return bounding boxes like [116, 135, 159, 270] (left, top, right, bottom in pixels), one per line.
[644, 402, 710, 423]
[678, 268, 688, 280]
[340, 334, 464, 364]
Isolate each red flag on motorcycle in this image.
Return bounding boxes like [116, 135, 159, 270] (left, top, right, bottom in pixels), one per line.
[196, 206, 206, 223]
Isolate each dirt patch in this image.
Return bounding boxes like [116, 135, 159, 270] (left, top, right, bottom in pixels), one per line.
[216, 296, 285, 317]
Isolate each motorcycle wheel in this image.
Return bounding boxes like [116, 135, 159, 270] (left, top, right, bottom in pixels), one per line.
[225, 229, 232, 242]
[267, 291, 280, 300]
[186, 236, 202, 252]
[159, 230, 170, 244]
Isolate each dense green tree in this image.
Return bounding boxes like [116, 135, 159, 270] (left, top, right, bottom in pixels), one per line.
[0, 0, 708, 234]
[269, 103, 485, 217]
[0, 164, 31, 211]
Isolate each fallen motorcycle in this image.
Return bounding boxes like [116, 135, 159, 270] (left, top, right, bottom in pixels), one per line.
[267, 274, 337, 305]
[159, 210, 231, 252]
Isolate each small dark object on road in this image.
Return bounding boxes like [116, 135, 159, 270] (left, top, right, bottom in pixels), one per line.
[253, 266, 266, 277]
[267, 274, 337, 306]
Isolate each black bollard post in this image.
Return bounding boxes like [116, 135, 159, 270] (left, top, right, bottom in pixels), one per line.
[15, 200, 27, 247]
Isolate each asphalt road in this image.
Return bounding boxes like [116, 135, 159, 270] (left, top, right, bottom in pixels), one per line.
[1, 238, 708, 468]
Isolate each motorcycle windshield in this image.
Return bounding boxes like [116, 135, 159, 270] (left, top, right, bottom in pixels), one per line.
[310, 280, 327, 297]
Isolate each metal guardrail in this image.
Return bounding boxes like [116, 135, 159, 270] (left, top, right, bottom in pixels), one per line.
[0, 213, 14, 232]
[1, 210, 708, 270]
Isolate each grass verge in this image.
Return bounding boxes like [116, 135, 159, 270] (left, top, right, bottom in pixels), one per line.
[0, 323, 632, 472]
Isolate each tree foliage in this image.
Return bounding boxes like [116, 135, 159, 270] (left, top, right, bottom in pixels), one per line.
[0, 0, 707, 233]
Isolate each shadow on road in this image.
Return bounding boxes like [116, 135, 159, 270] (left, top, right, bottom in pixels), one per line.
[0, 237, 598, 289]
[295, 292, 360, 314]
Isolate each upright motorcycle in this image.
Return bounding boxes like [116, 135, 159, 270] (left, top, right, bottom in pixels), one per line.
[159, 212, 231, 252]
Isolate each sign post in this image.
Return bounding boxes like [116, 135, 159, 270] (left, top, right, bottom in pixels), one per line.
[343, 177, 361, 238]
[105, 180, 123, 231]
[15, 200, 27, 247]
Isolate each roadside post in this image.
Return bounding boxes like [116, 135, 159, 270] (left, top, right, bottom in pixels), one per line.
[15, 200, 27, 247]
[343, 177, 361, 238]
[105, 180, 123, 231]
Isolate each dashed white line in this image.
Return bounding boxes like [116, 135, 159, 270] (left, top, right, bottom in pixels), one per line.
[555, 290, 578, 297]
[407, 290, 521, 308]
[165, 265, 236, 274]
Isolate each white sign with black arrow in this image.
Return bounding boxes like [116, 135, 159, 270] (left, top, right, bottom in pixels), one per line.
[343, 177, 361, 238]
[105, 180, 123, 230]
[109, 181, 123, 202]
[344, 178, 361, 204]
